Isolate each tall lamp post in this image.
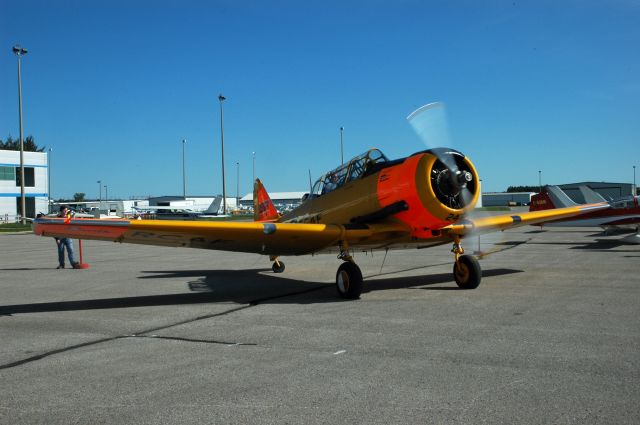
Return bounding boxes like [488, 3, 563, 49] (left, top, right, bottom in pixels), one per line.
[182, 139, 187, 199]
[236, 161, 240, 209]
[47, 148, 52, 213]
[218, 94, 227, 214]
[340, 126, 344, 165]
[538, 170, 542, 193]
[13, 45, 28, 223]
[97, 180, 102, 207]
[104, 185, 108, 202]
[634, 165, 637, 196]
[252, 151, 256, 184]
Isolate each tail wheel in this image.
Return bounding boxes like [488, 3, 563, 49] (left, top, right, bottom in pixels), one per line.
[336, 262, 363, 299]
[272, 261, 285, 273]
[453, 254, 481, 289]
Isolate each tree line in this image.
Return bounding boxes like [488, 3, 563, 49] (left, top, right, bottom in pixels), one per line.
[0, 135, 45, 152]
[506, 185, 541, 193]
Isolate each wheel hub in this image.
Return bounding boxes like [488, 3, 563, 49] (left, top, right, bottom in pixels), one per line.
[338, 271, 350, 292]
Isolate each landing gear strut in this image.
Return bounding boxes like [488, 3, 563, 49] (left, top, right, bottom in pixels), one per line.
[335, 242, 363, 299]
[452, 236, 482, 289]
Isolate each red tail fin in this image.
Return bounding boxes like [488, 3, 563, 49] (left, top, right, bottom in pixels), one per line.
[253, 179, 279, 222]
[529, 192, 556, 211]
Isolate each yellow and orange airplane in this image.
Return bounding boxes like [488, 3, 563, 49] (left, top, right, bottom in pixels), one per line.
[33, 147, 609, 299]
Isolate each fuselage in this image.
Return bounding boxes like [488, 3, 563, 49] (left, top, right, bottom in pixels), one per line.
[278, 148, 480, 248]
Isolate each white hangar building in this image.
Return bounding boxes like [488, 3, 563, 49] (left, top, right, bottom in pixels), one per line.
[0, 149, 48, 221]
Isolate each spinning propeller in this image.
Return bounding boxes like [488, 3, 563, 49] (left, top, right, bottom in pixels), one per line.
[407, 102, 477, 210]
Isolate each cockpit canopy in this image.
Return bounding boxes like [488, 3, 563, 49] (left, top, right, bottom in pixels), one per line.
[311, 148, 389, 197]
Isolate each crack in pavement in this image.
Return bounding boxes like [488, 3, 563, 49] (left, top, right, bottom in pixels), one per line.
[129, 335, 257, 346]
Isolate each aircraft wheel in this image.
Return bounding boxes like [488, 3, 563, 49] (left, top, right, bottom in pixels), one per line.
[453, 255, 481, 289]
[272, 261, 285, 273]
[336, 261, 363, 299]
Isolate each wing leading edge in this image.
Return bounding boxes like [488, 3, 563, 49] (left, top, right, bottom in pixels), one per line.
[33, 217, 411, 256]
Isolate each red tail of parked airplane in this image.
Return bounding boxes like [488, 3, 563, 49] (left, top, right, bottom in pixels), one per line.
[253, 179, 280, 222]
[530, 185, 639, 243]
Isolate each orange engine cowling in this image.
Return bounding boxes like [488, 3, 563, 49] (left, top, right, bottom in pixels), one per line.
[376, 149, 480, 238]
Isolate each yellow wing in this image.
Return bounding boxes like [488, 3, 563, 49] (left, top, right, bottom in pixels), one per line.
[444, 202, 610, 237]
[33, 202, 608, 255]
[33, 218, 411, 256]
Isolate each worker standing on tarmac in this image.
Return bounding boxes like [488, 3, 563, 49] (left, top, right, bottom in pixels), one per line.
[55, 205, 81, 269]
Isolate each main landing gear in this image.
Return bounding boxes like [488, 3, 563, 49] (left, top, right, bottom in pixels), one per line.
[335, 243, 363, 299]
[270, 245, 363, 299]
[269, 237, 480, 299]
[452, 236, 481, 289]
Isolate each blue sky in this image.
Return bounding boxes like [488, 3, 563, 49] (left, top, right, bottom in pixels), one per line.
[1, 0, 638, 199]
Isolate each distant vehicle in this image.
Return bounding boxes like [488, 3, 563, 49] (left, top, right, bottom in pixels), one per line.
[530, 185, 640, 243]
[133, 206, 203, 220]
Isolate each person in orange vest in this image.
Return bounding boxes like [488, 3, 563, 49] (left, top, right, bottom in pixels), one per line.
[55, 205, 81, 269]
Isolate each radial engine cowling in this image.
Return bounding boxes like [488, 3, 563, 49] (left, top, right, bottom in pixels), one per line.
[376, 148, 480, 238]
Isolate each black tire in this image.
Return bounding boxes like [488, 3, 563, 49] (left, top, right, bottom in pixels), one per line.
[272, 261, 285, 273]
[453, 255, 481, 289]
[336, 262, 363, 299]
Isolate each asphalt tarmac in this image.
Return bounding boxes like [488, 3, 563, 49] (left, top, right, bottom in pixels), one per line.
[1, 226, 638, 424]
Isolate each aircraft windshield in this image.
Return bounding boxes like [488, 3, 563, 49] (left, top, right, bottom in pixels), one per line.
[311, 148, 388, 196]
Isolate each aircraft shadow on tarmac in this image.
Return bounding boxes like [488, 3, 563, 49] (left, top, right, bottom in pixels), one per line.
[528, 239, 638, 251]
[0, 267, 523, 315]
[0, 267, 64, 271]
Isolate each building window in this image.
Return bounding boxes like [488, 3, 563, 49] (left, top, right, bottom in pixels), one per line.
[15, 167, 35, 187]
[0, 166, 15, 181]
[16, 197, 36, 219]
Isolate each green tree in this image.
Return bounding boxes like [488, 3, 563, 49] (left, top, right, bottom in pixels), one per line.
[73, 193, 86, 202]
[0, 135, 45, 152]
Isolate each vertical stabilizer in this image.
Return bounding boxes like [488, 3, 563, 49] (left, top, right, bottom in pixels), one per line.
[530, 191, 555, 211]
[578, 185, 607, 204]
[253, 179, 280, 222]
[204, 197, 223, 214]
[546, 185, 578, 208]
[530, 185, 578, 211]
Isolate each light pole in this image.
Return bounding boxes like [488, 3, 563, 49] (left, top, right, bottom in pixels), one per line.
[634, 165, 636, 196]
[13, 45, 28, 223]
[340, 126, 344, 165]
[252, 151, 256, 184]
[236, 161, 240, 209]
[218, 94, 227, 214]
[182, 139, 187, 199]
[538, 170, 542, 193]
[104, 185, 108, 202]
[47, 148, 52, 213]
